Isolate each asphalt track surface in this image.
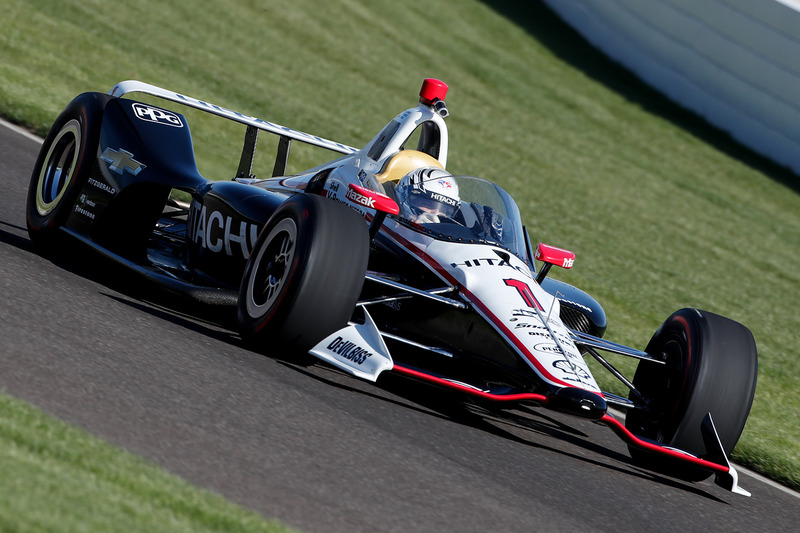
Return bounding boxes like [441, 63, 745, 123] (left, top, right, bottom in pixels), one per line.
[1, 120, 797, 532]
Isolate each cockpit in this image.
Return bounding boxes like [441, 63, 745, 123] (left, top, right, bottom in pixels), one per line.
[397, 174, 527, 260]
[360, 153, 528, 260]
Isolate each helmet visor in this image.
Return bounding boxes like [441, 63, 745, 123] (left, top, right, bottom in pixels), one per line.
[410, 190, 458, 219]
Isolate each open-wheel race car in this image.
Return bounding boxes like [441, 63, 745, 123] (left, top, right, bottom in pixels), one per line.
[27, 78, 758, 496]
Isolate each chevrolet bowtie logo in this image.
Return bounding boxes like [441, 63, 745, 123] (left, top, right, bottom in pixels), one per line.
[101, 147, 146, 175]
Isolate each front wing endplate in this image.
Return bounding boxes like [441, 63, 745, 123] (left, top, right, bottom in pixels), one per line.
[309, 308, 393, 382]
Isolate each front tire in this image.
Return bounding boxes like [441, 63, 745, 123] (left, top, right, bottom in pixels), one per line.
[625, 308, 758, 481]
[26, 92, 111, 249]
[238, 194, 370, 354]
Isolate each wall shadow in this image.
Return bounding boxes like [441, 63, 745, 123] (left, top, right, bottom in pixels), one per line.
[480, 0, 800, 193]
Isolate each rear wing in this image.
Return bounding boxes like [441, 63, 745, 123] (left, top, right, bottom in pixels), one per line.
[109, 80, 357, 179]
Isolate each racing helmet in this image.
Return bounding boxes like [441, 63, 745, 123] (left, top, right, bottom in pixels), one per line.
[395, 167, 460, 224]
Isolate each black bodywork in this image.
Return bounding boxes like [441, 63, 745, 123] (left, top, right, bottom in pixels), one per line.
[59, 94, 605, 393]
[65, 96, 284, 296]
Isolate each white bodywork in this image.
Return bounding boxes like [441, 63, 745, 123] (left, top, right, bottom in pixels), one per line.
[309, 216, 602, 393]
[310, 308, 393, 382]
[417, 231, 601, 393]
[301, 91, 600, 392]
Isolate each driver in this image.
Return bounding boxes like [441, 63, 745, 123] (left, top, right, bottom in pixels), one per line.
[394, 167, 460, 224]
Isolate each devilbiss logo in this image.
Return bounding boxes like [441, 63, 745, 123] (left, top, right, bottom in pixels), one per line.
[132, 103, 183, 127]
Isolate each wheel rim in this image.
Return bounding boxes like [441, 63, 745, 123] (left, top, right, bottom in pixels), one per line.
[245, 218, 297, 319]
[36, 119, 81, 216]
[636, 334, 690, 443]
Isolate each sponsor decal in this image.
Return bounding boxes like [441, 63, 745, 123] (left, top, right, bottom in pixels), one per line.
[534, 243, 575, 267]
[515, 322, 553, 338]
[514, 323, 576, 353]
[102, 147, 145, 176]
[504, 278, 544, 310]
[345, 187, 376, 209]
[326, 336, 373, 365]
[528, 329, 554, 340]
[78, 194, 96, 209]
[511, 308, 564, 328]
[348, 183, 398, 215]
[132, 103, 183, 127]
[514, 322, 550, 331]
[382, 300, 402, 311]
[534, 343, 563, 355]
[325, 182, 366, 216]
[553, 359, 591, 381]
[186, 202, 259, 259]
[557, 297, 592, 314]
[430, 192, 459, 207]
[88, 177, 116, 195]
[539, 342, 581, 361]
[74, 204, 95, 220]
[451, 257, 532, 278]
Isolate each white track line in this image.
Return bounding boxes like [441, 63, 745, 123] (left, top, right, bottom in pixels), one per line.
[738, 465, 800, 499]
[608, 408, 800, 498]
[1, 116, 43, 144]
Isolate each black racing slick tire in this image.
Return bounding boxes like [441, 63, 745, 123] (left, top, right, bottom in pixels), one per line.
[237, 194, 370, 354]
[26, 92, 112, 249]
[625, 308, 758, 481]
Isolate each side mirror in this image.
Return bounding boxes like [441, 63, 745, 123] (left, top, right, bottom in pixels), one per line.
[346, 183, 399, 239]
[534, 243, 575, 284]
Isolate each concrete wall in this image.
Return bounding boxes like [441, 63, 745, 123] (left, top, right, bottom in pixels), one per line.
[542, 0, 800, 174]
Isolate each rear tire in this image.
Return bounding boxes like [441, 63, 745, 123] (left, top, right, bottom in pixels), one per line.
[26, 92, 112, 250]
[625, 308, 758, 481]
[237, 194, 370, 354]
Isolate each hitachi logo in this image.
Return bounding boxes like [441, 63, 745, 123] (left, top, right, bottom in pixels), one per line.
[187, 202, 259, 258]
[450, 257, 532, 278]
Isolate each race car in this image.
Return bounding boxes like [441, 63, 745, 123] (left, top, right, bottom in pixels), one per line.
[27, 78, 758, 496]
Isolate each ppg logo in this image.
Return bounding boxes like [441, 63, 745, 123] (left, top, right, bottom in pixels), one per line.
[131, 103, 183, 127]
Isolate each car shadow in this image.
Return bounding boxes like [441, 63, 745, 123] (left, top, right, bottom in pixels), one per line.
[0, 223, 242, 341]
[0, 220, 35, 251]
[280, 359, 728, 504]
[479, 0, 800, 194]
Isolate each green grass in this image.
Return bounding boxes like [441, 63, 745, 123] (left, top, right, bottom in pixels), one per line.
[1, 0, 798, 513]
[0, 394, 294, 532]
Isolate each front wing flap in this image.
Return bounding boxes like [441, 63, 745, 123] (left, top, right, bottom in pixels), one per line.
[603, 412, 750, 496]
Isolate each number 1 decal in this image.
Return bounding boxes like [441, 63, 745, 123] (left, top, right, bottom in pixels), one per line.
[504, 279, 544, 310]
